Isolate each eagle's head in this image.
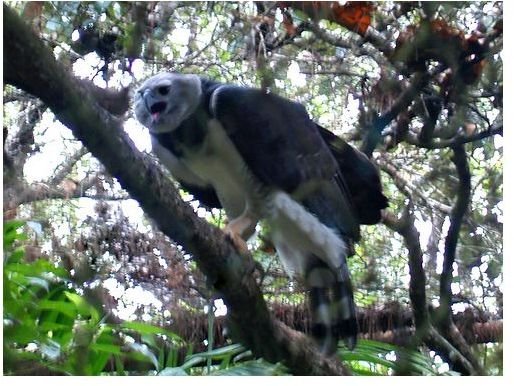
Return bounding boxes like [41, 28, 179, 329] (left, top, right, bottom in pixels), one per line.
[134, 73, 202, 134]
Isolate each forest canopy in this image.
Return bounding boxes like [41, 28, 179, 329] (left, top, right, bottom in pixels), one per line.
[3, 1, 503, 376]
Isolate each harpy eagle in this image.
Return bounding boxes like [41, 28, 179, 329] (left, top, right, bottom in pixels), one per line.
[134, 73, 387, 355]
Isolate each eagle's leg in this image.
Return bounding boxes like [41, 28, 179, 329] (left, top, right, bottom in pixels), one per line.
[223, 211, 258, 255]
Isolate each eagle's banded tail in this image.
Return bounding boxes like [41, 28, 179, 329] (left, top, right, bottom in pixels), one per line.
[306, 256, 358, 355]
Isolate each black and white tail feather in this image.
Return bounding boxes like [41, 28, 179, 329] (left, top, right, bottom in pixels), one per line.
[306, 256, 358, 354]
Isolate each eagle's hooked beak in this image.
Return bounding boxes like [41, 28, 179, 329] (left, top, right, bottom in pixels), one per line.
[143, 89, 167, 124]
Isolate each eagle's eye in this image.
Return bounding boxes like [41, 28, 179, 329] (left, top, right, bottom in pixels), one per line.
[157, 86, 170, 96]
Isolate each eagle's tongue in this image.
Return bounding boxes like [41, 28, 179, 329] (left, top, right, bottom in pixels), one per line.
[151, 112, 160, 122]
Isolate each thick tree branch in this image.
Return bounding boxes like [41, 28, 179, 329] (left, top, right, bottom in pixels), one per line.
[425, 326, 477, 375]
[3, 5, 350, 376]
[361, 321, 502, 347]
[381, 166, 487, 376]
[179, 304, 503, 352]
[76, 80, 130, 116]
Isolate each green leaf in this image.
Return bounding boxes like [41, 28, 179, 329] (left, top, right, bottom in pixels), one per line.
[180, 355, 206, 371]
[64, 291, 100, 321]
[186, 343, 245, 361]
[350, 367, 383, 376]
[340, 352, 395, 368]
[26, 276, 50, 291]
[158, 344, 166, 369]
[4, 321, 39, 344]
[121, 321, 184, 343]
[3, 220, 26, 249]
[233, 350, 253, 363]
[38, 321, 74, 333]
[219, 50, 231, 63]
[141, 332, 157, 348]
[5, 249, 26, 265]
[338, 339, 439, 376]
[4, 220, 26, 234]
[32, 258, 69, 277]
[114, 354, 125, 375]
[166, 346, 180, 368]
[91, 343, 122, 355]
[212, 360, 288, 376]
[159, 367, 189, 376]
[126, 342, 159, 369]
[38, 300, 78, 319]
[89, 351, 111, 375]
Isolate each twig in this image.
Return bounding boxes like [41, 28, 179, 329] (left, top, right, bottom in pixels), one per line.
[376, 155, 452, 214]
[49, 147, 89, 186]
[405, 123, 503, 149]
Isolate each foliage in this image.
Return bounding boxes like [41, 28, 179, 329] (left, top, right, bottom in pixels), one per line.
[338, 340, 446, 376]
[3, 220, 186, 375]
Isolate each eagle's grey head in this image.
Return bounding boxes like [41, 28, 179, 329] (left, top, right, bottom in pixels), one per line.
[134, 73, 202, 134]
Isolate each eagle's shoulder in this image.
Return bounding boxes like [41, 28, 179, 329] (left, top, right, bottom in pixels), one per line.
[206, 85, 337, 193]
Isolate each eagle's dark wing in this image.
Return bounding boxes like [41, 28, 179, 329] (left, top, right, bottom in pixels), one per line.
[210, 85, 361, 242]
[317, 124, 388, 224]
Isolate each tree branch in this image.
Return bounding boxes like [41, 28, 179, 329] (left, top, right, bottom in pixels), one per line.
[304, 20, 388, 66]
[361, 71, 430, 156]
[77, 79, 131, 116]
[48, 147, 89, 186]
[431, 145, 485, 374]
[438, 146, 471, 326]
[425, 326, 477, 375]
[382, 167, 487, 376]
[3, 4, 350, 376]
[405, 123, 503, 149]
[382, 207, 429, 336]
[11, 175, 128, 207]
[382, 206, 485, 375]
[377, 154, 452, 214]
[175, 304, 503, 352]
